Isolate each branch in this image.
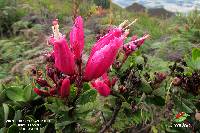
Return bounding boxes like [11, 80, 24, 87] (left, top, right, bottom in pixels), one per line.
[99, 99, 122, 133]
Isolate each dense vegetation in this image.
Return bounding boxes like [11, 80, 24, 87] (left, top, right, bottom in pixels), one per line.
[0, 0, 200, 133]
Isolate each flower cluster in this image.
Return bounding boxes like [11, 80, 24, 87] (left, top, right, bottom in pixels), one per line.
[33, 16, 149, 97]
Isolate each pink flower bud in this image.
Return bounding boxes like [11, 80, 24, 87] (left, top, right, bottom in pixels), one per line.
[50, 88, 56, 96]
[102, 73, 111, 87]
[123, 43, 137, 56]
[111, 77, 118, 86]
[59, 78, 70, 97]
[101, 73, 117, 87]
[131, 35, 138, 41]
[123, 34, 149, 56]
[52, 19, 58, 26]
[135, 34, 149, 47]
[91, 80, 111, 97]
[70, 16, 84, 60]
[46, 67, 56, 83]
[46, 52, 55, 62]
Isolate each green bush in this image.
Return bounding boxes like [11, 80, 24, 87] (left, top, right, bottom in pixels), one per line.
[0, 0, 26, 37]
[93, 0, 110, 9]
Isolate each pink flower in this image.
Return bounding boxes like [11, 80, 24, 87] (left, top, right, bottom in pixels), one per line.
[53, 37, 75, 75]
[84, 36, 124, 81]
[123, 43, 137, 56]
[59, 78, 70, 97]
[131, 35, 138, 41]
[89, 28, 123, 58]
[123, 34, 149, 56]
[49, 19, 76, 75]
[91, 80, 111, 97]
[70, 16, 84, 60]
[134, 34, 149, 47]
[102, 73, 118, 87]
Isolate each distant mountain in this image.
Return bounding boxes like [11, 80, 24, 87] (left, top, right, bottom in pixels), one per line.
[113, 0, 200, 13]
[125, 3, 174, 18]
[126, 3, 146, 13]
[148, 8, 174, 18]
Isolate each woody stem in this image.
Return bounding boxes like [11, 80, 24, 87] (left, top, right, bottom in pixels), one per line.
[99, 99, 122, 133]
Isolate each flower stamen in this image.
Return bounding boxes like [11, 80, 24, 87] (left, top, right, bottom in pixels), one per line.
[119, 20, 129, 28]
[124, 19, 138, 29]
[52, 19, 62, 40]
[133, 34, 150, 43]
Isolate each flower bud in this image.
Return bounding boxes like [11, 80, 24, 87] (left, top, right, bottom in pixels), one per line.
[50, 88, 56, 96]
[119, 85, 127, 94]
[172, 77, 181, 86]
[70, 16, 84, 60]
[91, 80, 111, 97]
[46, 67, 56, 83]
[59, 78, 70, 97]
[33, 88, 50, 97]
[195, 112, 200, 121]
[36, 78, 50, 87]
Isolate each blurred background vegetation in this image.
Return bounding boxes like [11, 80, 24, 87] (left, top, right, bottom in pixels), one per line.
[0, 0, 200, 132]
[1, 0, 200, 83]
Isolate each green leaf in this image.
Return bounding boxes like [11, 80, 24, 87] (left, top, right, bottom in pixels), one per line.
[151, 126, 158, 133]
[193, 58, 200, 70]
[24, 116, 38, 133]
[152, 80, 169, 97]
[181, 98, 196, 111]
[120, 56, 134, 73]
[45, 103, 72, 114]
[138, 78, 152, 93]
[55, 121, 75, 130]
[146, 96, 165, 106]
[14, 110, 22, 121]
[2, 104, 15, 127]
[173, 96, 194, 113]
[6, 86, 25, 101]
[83, 82, 91, 91]
[0, 85, 7, 103]
[192, 48, 200, 60]
[76, 101, 100, 114]
[152, 88, 165, 97]
[135, 56, 144, 65]
[45, 98, 72, 114]
[186, 48, 200, 70]
[0, 107, 4, 127]
[0, 128, 6, 133]
[146, 56, 170, 73]
[69, 84, 77, 99]
[3, 104, 9, 125]
[7, 124, 19, 133]
[79, 119, 98, 133]
[23, 84, 33, 101]
[76, 89, 97, 105]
